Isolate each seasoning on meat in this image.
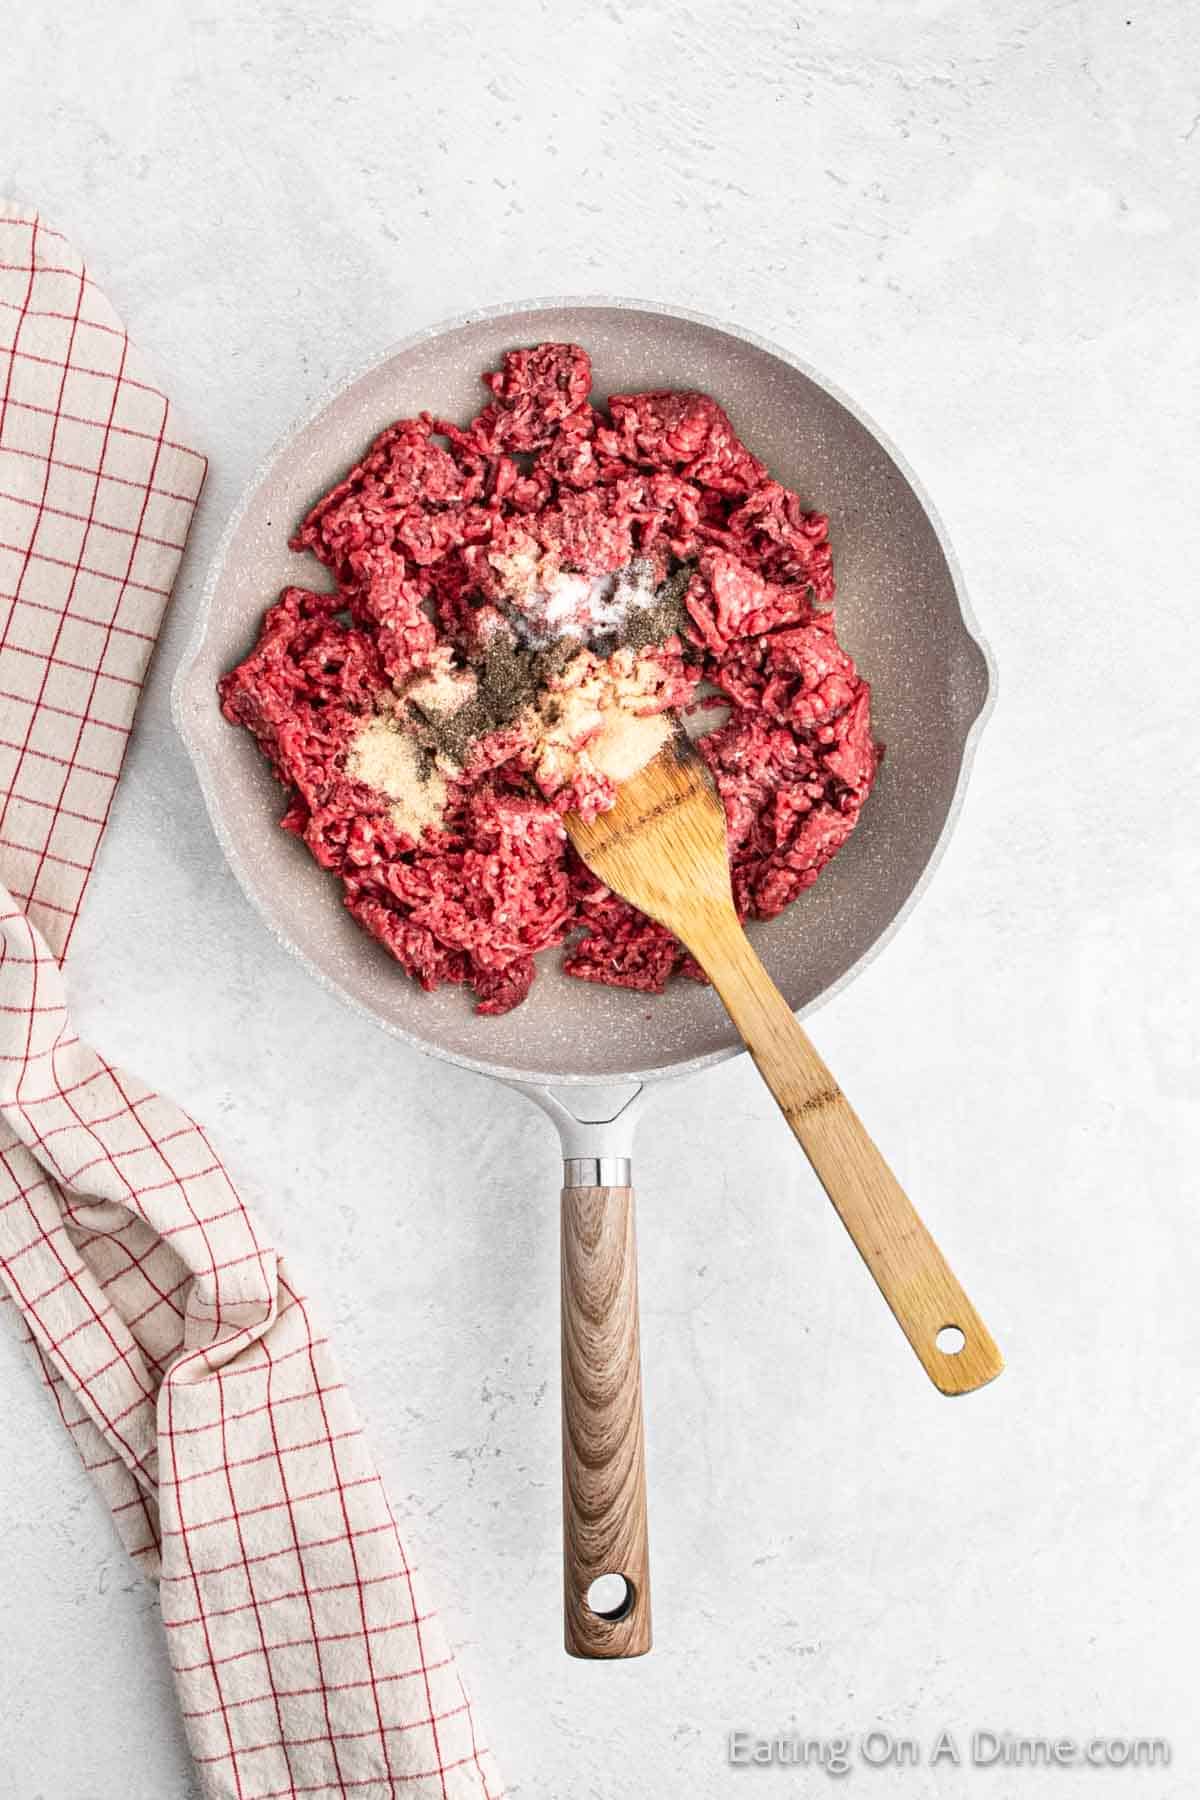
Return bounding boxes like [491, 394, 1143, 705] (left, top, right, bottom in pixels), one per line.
[346, 713, 447, 839]
[219, 342, 879, 1015]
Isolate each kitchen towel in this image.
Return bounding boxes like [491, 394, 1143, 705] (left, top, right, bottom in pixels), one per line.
[0, 201, 501, 1800]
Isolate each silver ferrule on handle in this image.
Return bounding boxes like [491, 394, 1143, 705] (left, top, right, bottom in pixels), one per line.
[563, 1155, 632, 1189]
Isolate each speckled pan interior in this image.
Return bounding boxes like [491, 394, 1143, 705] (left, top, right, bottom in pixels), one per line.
[174, 300, 993, 1086]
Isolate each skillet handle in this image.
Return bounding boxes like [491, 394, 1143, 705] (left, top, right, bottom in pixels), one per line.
[560, 1169, 651, 1658]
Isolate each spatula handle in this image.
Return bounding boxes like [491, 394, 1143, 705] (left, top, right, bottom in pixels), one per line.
[560, 1180, 652, 1657]
[702, 923, 1003, 1396]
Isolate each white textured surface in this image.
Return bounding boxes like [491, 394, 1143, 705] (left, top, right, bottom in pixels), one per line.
[2, 3, 1198, 1797]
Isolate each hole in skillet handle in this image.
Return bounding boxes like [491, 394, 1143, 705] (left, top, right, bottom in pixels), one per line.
[936, 1325, 966, 1356]
[586, 1573, 636, 1621]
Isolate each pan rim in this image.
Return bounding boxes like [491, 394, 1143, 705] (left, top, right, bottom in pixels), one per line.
[171, 294, 996, 1089]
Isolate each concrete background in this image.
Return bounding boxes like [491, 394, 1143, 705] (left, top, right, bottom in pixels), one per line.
[2, 2, 1198, 1796]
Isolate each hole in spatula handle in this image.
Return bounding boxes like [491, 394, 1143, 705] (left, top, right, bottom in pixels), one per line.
[936, 1325, 966, 1355]
[586, 1573, 636, 1621]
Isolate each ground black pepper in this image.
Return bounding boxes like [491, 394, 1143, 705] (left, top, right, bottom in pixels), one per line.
[619, 560, 697, 656]
[410, 559, 698, 765]
[410, 631, 579, 765]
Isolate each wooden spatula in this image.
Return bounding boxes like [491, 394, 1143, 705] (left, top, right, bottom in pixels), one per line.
[555, 728, 1002, 1658]
[568, 728, 1003, 1397]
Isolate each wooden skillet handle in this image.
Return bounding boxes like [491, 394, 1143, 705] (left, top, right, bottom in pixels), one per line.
[560, 1178, 652, 1657]
[696, 919, 1003, 1397]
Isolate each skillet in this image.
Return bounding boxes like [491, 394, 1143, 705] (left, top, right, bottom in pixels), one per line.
[173, 298, 995, 1657]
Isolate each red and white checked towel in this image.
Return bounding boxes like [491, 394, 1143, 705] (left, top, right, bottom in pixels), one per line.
[0, 202, 501, 1800]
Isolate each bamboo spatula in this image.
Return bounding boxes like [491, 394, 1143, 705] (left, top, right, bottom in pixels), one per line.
[568, 728, 1003, 1397]
[556, 728, 1002, 1658]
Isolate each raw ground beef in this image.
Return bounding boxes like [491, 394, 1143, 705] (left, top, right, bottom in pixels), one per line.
[219, 342, 879, 1015]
